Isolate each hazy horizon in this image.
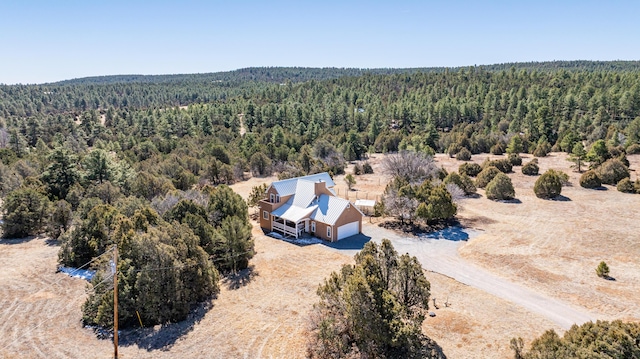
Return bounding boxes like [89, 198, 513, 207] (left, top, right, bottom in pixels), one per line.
[2, 0, 639, 85]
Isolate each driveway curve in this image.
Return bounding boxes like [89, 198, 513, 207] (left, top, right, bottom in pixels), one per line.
[329, 223, 598, 330]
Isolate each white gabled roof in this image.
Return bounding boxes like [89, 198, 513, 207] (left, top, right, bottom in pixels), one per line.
[311, 194, 352, 226]
[272, 202, 318, 223]
[292, 180, 317, 208]
[270, 172, 334, 196]
[268, 172, 361, 226]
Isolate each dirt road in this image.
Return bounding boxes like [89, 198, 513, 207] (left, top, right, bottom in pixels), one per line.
[332, 223, 598, 330]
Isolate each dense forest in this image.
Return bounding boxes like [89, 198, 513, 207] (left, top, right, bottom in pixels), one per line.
[1, 61, 640, 333]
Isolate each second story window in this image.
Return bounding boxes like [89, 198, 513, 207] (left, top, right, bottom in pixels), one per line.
[270, 193, 275, 203]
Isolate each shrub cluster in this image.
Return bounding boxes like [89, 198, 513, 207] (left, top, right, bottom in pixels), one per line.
[626, 143, 640, 155]
[596, 158, 629, 185]
[485, 173, 515, 200]
[456, 147, 472, 161]
[534, 169, 565, 199]
[490, 143, 505, 155]
[513, 320, 640, 358]
[580, 170, 602, 188]
[616, 178, 634, 193]
[617, 178, 640, 193]
[521, 159, 539, 176]
[533, 141, 551, 157]
[483, 159, 512, 173]
[443, 172, 476, 195]
[476, 166, 501, 188]
[507, 153, 522, 166]
[459, 162, 482, 177]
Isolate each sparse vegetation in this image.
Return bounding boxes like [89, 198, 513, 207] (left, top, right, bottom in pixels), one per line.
[596, 261, 610, 278]
[362, 161, 374, 174]
[308, 240, 445, 359]
[485, 173, 515, 201]
[534, 170, 565, 199]
[514, 320, 640, 358]
[626, 143, 640, 154]
[580, 170, 602, 188]
[459, 162, 482, 177]
[345, 173, 356, 190]
[506, 136, 524, 154]
[617, 178, 635, 193]
[2, 186, 51, 238]
[507, 153, 522, 166]
[490, 143, 505, 155]
[456, 147, 472, 161]
[521, 159, 539, 176]
[482, 158, 512, 173]
[596, 158, 630, 185]
[443, 171, 476, 196]
[568, 142, 587, 173]
[476, 166, 501, 188]
[533, 138, 551, 157]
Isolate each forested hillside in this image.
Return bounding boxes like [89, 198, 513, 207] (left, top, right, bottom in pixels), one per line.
[1, 61, 639, 331]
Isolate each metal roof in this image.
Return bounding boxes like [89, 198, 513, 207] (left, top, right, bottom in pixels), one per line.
[270, 172, 334, 196]
[271, 202, 318, 223]
[354, 199, 376, 207]
[292, 180, 317, 208]
[311, 194, 351, 226]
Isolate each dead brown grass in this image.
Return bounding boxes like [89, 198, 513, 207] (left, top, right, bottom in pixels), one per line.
[1, 152, 638, 359]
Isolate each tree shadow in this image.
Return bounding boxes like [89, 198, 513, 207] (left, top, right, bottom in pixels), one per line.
[322, 233, 372, 250]
[223, 265, 258, 290]
[500, 198, 522, 204]
[118, 299, 214, 351]
[605, 276, 616, 281]
[551, 195, 571, 202]
[593, 186, 608, 191]
[0, 235, 38, 245]
[45, 238, 60, 246]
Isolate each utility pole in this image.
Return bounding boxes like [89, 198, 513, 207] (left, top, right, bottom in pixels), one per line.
[113, 245, 119, 359]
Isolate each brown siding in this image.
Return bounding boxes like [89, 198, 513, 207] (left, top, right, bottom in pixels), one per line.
[259, 187, 292, 232]
[258, 203, 272, 231]
[313, 221, 332, 241]
[334, 204, 363, 240]
[314, 181, 335, 197]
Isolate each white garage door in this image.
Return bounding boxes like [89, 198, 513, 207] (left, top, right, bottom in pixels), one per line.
[337, 221, 359, 240]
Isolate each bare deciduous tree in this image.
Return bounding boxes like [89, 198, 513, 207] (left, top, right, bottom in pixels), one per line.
[382, 150, 439, 183]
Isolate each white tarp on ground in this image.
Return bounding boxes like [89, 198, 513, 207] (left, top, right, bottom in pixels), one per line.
[354, 199, 376, 207]
[58, 267, 96, 281]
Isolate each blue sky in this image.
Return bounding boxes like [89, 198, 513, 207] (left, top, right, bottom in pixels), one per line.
[1, 0, 639, 84]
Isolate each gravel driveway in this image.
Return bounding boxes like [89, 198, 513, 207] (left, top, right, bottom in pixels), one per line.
[323, 222, 598, 329]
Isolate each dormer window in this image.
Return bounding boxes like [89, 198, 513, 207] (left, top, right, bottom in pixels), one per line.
[270, 193, 275, 203]
[276, 194, 280, 203]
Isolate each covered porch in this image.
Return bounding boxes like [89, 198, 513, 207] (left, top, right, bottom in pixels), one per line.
[270, 202, 317, 239]
[271, 217, 307, 238]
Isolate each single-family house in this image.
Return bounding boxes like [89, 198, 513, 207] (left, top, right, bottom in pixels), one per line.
[258, 172, 363, 241]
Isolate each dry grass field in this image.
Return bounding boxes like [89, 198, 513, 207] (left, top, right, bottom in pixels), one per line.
[1, 152, 638, 358]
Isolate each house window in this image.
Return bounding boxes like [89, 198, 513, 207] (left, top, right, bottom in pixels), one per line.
[263, 210, 269, 220]
[270, 193, 275, 203]
[276, 194, 280, 203]
[311, 221, 316, 233]
[327, 226, 332, 238]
